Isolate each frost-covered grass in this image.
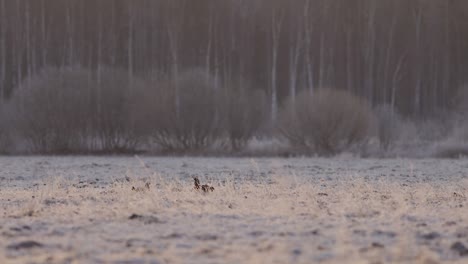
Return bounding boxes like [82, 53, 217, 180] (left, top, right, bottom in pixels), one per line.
[0, 157, 468, 263]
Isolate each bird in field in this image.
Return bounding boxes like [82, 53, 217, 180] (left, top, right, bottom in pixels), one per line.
[193, 177, 214, 192]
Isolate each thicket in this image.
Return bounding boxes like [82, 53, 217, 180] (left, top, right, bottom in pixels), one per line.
[5, 67, 269, 154]
[374, 105, 402, 151]
[1, 66, 468, 158]
[223, 82, 268, 151]
[134, 69, 268, 153]
[9, 67, 143, 154]
[138, 69, 226, 152]
[279, 89, 374, 156]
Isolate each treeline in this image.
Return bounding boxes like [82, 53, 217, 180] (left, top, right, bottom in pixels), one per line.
[1, 1, 468, 156]
[1, 0, 468, 118]
[1, 66, 468, 156]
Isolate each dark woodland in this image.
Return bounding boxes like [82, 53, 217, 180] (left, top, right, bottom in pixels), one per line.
[1, 0, 468, 155]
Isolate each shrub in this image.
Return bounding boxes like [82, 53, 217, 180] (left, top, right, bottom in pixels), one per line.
[140, 69, 225, 152]
[453, 86, 468, 141]
[374, 104, 402, 150]
[11, 67, 93, 153]
[416, 118, 452, 142]
[0, 103, 16, 153]
[10, 66, 145, 153]
[223, 83, 268, 151]
[279, 89, 374, 156]
[434, 141, 468, 159]
[456, 85, 468, 116]
[91, 67, 146, 152]
[136, 71, 267, 153]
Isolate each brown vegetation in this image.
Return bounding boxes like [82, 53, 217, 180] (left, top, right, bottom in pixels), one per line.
[374, 104, 402, 150]
[223, 83, 268, 151]
[279, 89, 374, 155]
[135, 69, 225, 152]
[9, 67, 144, 153]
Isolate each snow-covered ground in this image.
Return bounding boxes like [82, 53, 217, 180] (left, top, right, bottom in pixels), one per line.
[1, 157, 468, 263]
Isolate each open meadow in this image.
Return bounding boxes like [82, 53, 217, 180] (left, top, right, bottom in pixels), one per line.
[1, 157, 468, 264]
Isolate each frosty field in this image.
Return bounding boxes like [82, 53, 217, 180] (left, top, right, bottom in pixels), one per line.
[1, 157, 468, 264]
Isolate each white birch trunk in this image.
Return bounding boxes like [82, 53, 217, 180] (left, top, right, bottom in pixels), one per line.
[270, 10, 283, 122]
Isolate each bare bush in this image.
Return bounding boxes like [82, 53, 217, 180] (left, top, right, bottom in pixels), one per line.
[452, 123, 468, 143]
[456, 85, 468, 116]
[223, 83, 268, 151]
[279, 89, 374, 156]
[135, 72, 267, 153]
[92, 67, 146, 152]
[10, 67, 93, 153]
[434, 141, 468, 158]
[416, 118, 452, 143]
[452, 86, 468, 141]
[10, 67, 145, 154]
[0, 104, 16, 153]
[138, 69, 225, 152]
[374, 104, 402, 150]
